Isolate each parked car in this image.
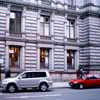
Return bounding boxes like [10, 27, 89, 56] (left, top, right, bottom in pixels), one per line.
[1, 70, 52, 93]
[69, 75, 100, 89]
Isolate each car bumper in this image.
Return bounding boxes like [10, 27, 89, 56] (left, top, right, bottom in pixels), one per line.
[1, 83, 7, 91]
[69, 83, 79, 88]
[48, 82, 53, 89]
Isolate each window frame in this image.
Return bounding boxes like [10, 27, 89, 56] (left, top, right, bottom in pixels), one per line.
[21, 72, 47, 79]
[67, 50, 75, 69]
[67, 19, 75, 39]
[40, 48, 50, 69]
[9, 11, 22, 34]
[40, 15, 50, 36]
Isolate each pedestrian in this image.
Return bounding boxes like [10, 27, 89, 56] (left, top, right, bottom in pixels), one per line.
[5, 69, 11, 78]
[79, 68, 84, 79]
[76, 69, 80, 79]
[76, 68, 84, 79]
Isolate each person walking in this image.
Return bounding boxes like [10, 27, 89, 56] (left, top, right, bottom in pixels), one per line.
[79, 68, 84, 79]
[76, 68, 84, 79]
[5, 69, 11, 78]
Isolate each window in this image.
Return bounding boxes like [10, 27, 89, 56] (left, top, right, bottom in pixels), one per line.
[40, 48, 49, 69]
[34, 72, 47, 77]
[21, 72, 46, 78]
[68, 0, 76, 8]
[9, 46, 20, 71]
[67, 19, 75, 39]
[40, 15, 50, 36]
[67, 50, 75, 69]
[9, 11, 21, 34]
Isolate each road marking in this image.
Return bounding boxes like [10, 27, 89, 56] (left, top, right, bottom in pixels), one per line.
[0, 93, 3, 95]
[8, 94, 62, 99]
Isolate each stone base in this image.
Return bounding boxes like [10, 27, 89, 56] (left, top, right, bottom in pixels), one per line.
[50, 71, 77, 82]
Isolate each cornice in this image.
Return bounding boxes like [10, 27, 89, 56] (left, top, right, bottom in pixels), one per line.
[0, 0, 79, 16]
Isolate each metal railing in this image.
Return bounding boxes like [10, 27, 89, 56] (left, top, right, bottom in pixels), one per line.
[40, 35, 51, 40]
[10, 33, 22, 37]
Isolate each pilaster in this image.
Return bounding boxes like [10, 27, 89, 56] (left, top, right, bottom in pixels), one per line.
[5, 45, 9, 71]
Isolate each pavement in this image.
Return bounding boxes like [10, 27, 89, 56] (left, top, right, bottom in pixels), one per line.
[53, 82, 70, 88]
[0, 81, 70, 91]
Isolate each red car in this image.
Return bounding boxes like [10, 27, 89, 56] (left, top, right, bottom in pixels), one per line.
[69, 75, 100, 89]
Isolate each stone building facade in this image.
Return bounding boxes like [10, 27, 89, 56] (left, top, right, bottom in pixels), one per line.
[0, 0, 100, 81]
[79, 0, 100, 75]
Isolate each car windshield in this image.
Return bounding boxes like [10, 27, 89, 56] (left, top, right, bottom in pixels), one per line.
[11, 72, 22, 78]
[86, 76, 98, 80]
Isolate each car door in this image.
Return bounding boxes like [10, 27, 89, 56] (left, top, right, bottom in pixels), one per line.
[95, 78, 100, 86]
[30, 72, 41, 87]
[84, 77, 98, 87]
[17, 72, 34, 88]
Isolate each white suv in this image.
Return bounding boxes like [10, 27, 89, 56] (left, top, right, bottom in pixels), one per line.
[1, 70, 52, 93]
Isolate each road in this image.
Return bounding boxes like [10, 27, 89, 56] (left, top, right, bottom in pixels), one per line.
[0, 88, 100, 100]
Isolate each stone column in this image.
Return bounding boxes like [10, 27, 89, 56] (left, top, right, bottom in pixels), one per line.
[50, 12, 55, 71]
[20, 47, 25, 71]
[64, 47, 67, 71]
[76, 17, 80, 44]
[5, 45, 9, 71]
[75, 50, 79, 70]
[37, 47, 40, 69]
[50, 12, 55, 41]
[49, 47, 54, 71]
[22, 7, 26, 38]
[6, 5, 10, 37]
[64, 14, 68, 71]
[37, 9, 41, 40]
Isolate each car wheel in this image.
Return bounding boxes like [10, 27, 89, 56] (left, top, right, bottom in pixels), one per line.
[7, 84, 17, 93]
[79, 84, 84, 89]
[39, 83, 48, 92]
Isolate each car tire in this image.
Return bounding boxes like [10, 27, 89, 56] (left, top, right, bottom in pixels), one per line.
[7, 84, 17, 93]
[79, 84, 84, 89]
[39, 83, 48, 92]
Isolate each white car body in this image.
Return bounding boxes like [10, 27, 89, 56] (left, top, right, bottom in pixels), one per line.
[1, 70, 52, 92]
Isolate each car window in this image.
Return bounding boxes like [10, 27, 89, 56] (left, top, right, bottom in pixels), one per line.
[21, 72, 47, 78]
[35, 72, 47, 77]
[21, 72, 32, 78]
[21, 73, 27, 78]
[86, 76, 98, 80]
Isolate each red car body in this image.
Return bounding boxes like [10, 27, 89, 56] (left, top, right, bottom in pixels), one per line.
[69, 76, 100, 89]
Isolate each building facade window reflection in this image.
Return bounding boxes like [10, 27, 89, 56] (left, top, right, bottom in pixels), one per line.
[9, 46, 20, 71]
[9, 11, 21, 34]
[67, 19, 75, 39]
[40, 48, 49, 69]
[40, 15, 50, 36]
[67, 50, 75, 69]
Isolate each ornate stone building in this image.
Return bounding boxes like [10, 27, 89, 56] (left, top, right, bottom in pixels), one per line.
[0, 0, 100, 81]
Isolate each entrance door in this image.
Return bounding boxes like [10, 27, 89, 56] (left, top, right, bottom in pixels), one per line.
[9, 46, 20, 71]
[40, 48, 49, 69]
[67, 50, 75, 69]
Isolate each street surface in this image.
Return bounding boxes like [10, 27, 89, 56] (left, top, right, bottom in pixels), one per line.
[0, 88, 100, 100]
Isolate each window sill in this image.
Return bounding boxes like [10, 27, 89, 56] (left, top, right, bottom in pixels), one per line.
[67, 38, 78, 42]
[40, 35, 52, 40]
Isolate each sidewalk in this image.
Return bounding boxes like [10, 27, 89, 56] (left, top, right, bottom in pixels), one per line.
[53, 82, 70, 88]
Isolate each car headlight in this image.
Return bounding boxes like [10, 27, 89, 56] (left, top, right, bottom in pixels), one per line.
[73, 82, 78, 84]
